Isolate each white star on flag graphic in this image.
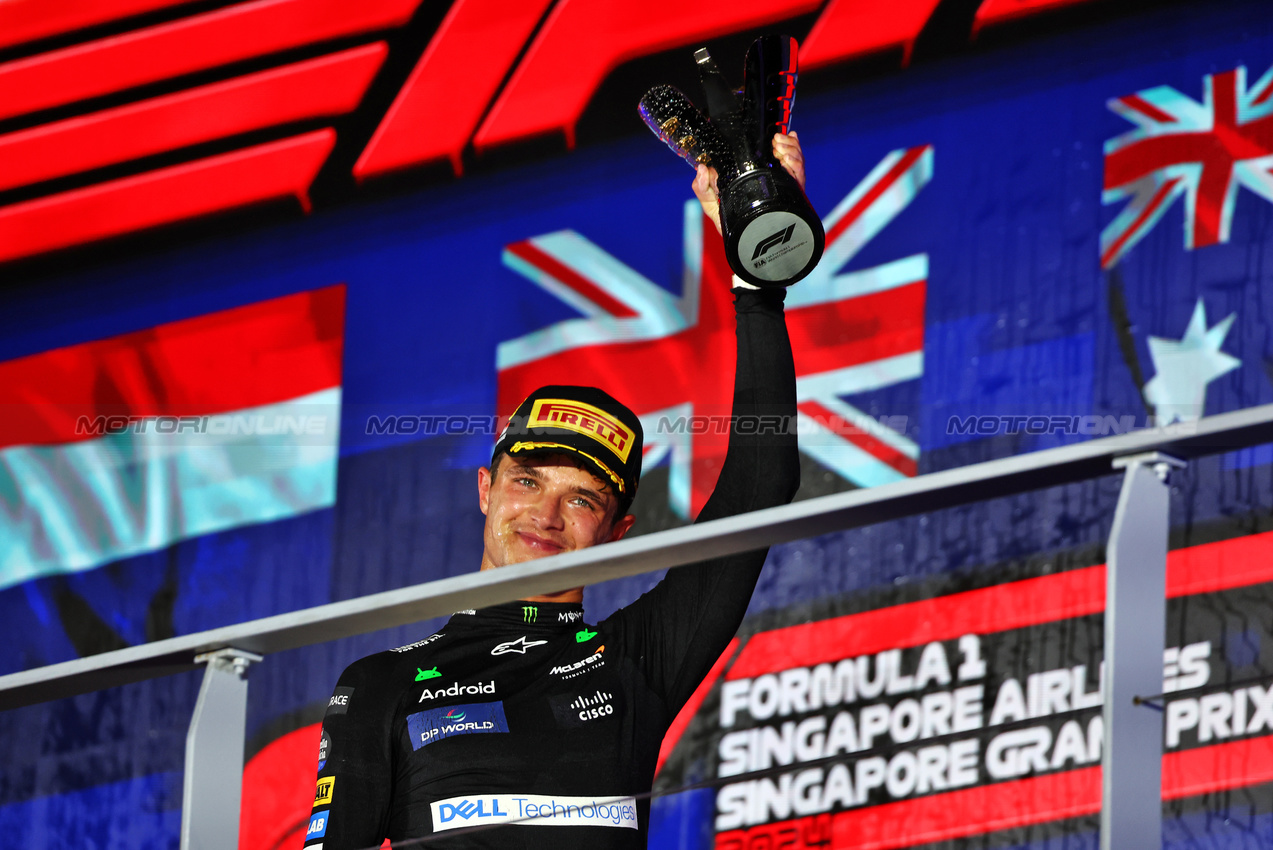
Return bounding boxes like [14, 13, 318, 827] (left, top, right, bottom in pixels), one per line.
[1143, 298, 1241, 423]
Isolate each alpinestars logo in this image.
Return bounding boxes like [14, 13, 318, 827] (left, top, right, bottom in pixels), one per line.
[492, 636, 549, 655]
[751, 224, 796, 260]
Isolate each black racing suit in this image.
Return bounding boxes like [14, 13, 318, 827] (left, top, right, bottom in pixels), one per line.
[306, 287, 799, 849]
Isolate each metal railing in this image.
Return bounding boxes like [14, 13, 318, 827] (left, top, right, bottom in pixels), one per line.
[4, 403, 1273, 850]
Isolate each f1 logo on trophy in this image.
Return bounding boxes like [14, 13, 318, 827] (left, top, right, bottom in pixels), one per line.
[639, 35, 824, 287]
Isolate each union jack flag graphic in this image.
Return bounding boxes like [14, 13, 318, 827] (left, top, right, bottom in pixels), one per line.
[1101, 63, 1273, 268]
[496, 146, 932, 518]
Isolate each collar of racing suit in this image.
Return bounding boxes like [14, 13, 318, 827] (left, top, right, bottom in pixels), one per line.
[446, 600, 587, 633]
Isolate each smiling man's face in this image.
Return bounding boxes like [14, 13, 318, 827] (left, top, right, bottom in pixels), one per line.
[477, 454, 635, 590]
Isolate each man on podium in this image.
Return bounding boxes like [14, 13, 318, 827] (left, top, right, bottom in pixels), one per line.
[306, 133, 807, 849]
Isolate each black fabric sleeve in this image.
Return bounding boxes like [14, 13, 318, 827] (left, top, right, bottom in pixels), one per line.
[305, 659, 395, 850]
[602, 286, 799, 715]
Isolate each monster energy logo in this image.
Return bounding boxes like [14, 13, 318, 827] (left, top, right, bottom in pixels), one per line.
[522, 606, 538, 623]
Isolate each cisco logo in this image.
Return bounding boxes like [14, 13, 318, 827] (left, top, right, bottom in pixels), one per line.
[571, 690, 614, 722]
[549, 689, 620, 728]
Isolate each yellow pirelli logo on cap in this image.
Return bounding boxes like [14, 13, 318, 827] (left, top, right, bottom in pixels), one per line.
[314, 776, 334, 808]
[527, 399, 635, 462]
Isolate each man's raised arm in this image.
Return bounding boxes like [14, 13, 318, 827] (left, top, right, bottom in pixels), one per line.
[600, 133, 805, 715]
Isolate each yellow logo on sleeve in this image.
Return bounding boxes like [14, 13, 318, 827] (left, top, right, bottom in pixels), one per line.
[314, 776, 335, 808]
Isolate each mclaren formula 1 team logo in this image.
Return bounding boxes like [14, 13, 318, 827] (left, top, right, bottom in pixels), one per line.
[550, 646, 606, 680]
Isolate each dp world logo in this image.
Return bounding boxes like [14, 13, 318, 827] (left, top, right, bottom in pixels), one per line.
[751, 223, 796, 260]
[406, 701, 509, 751]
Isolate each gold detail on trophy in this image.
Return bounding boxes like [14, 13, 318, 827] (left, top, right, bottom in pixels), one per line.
[657, 113, 708, 163]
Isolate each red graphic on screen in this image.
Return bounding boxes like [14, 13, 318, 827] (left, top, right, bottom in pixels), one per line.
[0, 0, 1078, 264]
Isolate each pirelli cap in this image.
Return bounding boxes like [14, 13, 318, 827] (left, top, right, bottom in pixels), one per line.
[493, 385, 643, 499]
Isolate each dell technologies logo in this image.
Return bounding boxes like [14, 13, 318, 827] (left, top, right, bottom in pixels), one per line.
[431, 794, 638, 831]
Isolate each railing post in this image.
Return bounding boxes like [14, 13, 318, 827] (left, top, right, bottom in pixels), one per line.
[180, 648, 263, 850]
[1101, 451, 1183, 850]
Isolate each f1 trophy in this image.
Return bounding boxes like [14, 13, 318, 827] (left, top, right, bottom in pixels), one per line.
[639, 35, 824, 287]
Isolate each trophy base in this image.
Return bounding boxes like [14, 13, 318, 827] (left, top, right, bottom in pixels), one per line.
[720, 167, 825, 287]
